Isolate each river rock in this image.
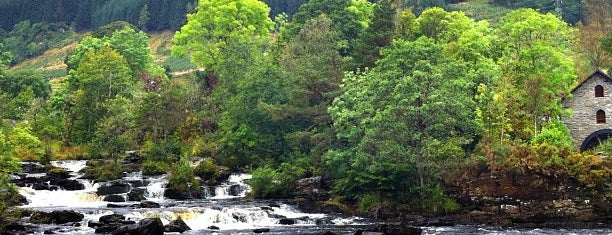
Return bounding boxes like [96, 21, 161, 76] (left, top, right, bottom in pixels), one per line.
[127, 188, 146, 201]
[139, 201, 161, 208]
[112, 218, 164, 235]
[208, 225, 220, 230]
[164, 217, 191, 233]
[47, 168, 71, 180]
[20, 162, 47, 173]
[253, 228, 270, 233]
[229, 184, 243, 196]
[99, 214, 125, 224]
[50, 179, 85, 190]
[97, 182, 130, 195]
[295, 176, 328, 199]
[103, 194, 126, 202]
[29, 210, 84, 224]
[163, 186, 202, 200]
[278, 218, 296, 225]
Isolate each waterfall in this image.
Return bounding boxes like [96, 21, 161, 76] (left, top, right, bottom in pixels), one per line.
[144, 174, 167, 201]
[208, 173, 252, 199]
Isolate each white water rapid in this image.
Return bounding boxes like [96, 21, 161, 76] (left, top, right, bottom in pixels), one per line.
[16, 160, 363, 234]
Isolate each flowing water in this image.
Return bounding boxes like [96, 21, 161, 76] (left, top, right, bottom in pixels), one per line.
[16, 160, 612, 234]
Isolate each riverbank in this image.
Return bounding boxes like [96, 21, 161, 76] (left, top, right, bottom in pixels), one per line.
[290, 167, 611, 230]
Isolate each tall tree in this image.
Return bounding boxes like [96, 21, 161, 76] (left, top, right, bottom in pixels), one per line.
[496, 8, 577, 139]
[172, 0, 274, 74]
[328, 37, 477, 211]
[351, 0, 396, 70]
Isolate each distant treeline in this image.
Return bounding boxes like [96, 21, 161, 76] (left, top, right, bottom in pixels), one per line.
[0, 0, 311, 31]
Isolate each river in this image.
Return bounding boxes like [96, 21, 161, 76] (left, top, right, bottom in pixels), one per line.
[14, 160, 612, 234]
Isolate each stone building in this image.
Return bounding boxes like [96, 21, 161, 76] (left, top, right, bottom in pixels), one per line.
[562, 70, 612, 151]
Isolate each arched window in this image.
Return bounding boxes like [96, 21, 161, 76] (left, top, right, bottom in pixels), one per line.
[597, 110, 606, 123]
[595, 85, 604, 97]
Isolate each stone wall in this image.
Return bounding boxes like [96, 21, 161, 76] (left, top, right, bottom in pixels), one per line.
[562, 71, 612, 149]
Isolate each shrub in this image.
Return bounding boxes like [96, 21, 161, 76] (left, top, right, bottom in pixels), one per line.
[357, 193, 382, 213]
[194, 158, 227, 185]
[168, 159, 198, 192]
[142, 160, 169, 176]
[249, 163, 306, 198]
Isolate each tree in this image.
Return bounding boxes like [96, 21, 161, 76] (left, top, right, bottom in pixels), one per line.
[328, 37, 476, 211]
[576, 0, 611, 76]
[63, 46, 134, 144]
[496, 9, 577, 139]
[172, 0, 274, 73]
[271, 14, 343, 165]
[138, 4, 149, 30]
[351, 0, 396, 70]
[282, 0, 373, 56]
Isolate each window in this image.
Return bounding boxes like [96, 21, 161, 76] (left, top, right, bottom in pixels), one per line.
[595, 85, 604, 97]
[597, 110, 606, 123]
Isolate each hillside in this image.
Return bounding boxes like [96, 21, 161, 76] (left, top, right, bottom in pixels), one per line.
[10, 30, 194, 81]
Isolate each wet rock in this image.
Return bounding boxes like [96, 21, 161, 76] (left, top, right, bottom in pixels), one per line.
[95, 225, 120, 234]
[164, 217, 191, 233]
[228, 184, 243, 196]
[112, 218, 164, 235]
[164, 186, 202, 200]
[278, 218, 295, 225]
[383, 224, 423, 235]
[50, 179, 85, 191]
[103, 194, 126, 202]
[127, 188, 146, 201]
[139, 201, 161, 208]
[295, 176, 328, 200]
[128, 180, 147, 188]
[232, 212, 248, 223]
[208, 225, 220, 230]
[43, 230, 55, 234]
[99, 214, 125, 224]
[107, 203, 131, 208]
[253, 228, 271, 233]
[47, 168, 71, 180]
[32, 182, 54, 190]
[30, 210, 84, 224]
[20, 162, 47, 174]
[97, 182, 130, 195]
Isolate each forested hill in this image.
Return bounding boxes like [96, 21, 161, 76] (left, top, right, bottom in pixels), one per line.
[0, 0, 585, 32]
[0, 0, 309, 31]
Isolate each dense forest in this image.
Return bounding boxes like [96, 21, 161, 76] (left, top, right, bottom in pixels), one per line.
[0, 0, 611, 230]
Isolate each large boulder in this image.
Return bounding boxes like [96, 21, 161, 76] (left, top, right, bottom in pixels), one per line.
[47, 168, 71, 180]
[163, 186, 202, 200]
[50, 179, 85, 190]
[294, 176, 328, 200]
[112, 218, 164, 235]
[99, 214, 125, 224]
[127, 188, 146, 201]
[97, 182, 130, 195]
[30, 210, 84, 224]
[164, 217, 191, 233]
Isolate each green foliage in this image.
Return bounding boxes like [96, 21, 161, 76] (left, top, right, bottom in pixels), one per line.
[142, 139, 183, 163]
[0, 69, 50, 120]
[351, 0, 396, 70]
[328, 35, 479, 210]
[531, 121, 574, 149]
[92, 21, 137, 38]
[249, 163, 305, 198]
[142, 160, 170, 176]
[84, 160, 124, 181]
[172, 0, 274, 72]
[1, 21, 74, 64]
[168, 159, 198, 192]
[282, 0, 372, 56]
[357, 193, 382, 213]
[194, 158, 227, 185]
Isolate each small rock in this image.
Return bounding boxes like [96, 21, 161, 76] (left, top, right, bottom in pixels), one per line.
[103, 194, 126, 202]
[253, 228, 271, 233]
[97, 182, 130, 195]
[208, 225, 220, 230]
[278, 218, 295, 225]
[127, 188, 146, 201]
[99, 214, 125, 224]
[164, 217, 191, 233]
[139, 201, 161, 208]
[30, 210, 84, 224]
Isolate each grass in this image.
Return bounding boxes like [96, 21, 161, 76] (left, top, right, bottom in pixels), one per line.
[10, 31, 197, 80]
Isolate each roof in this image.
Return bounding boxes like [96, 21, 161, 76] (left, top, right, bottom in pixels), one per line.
[570, 70, 612, 94]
